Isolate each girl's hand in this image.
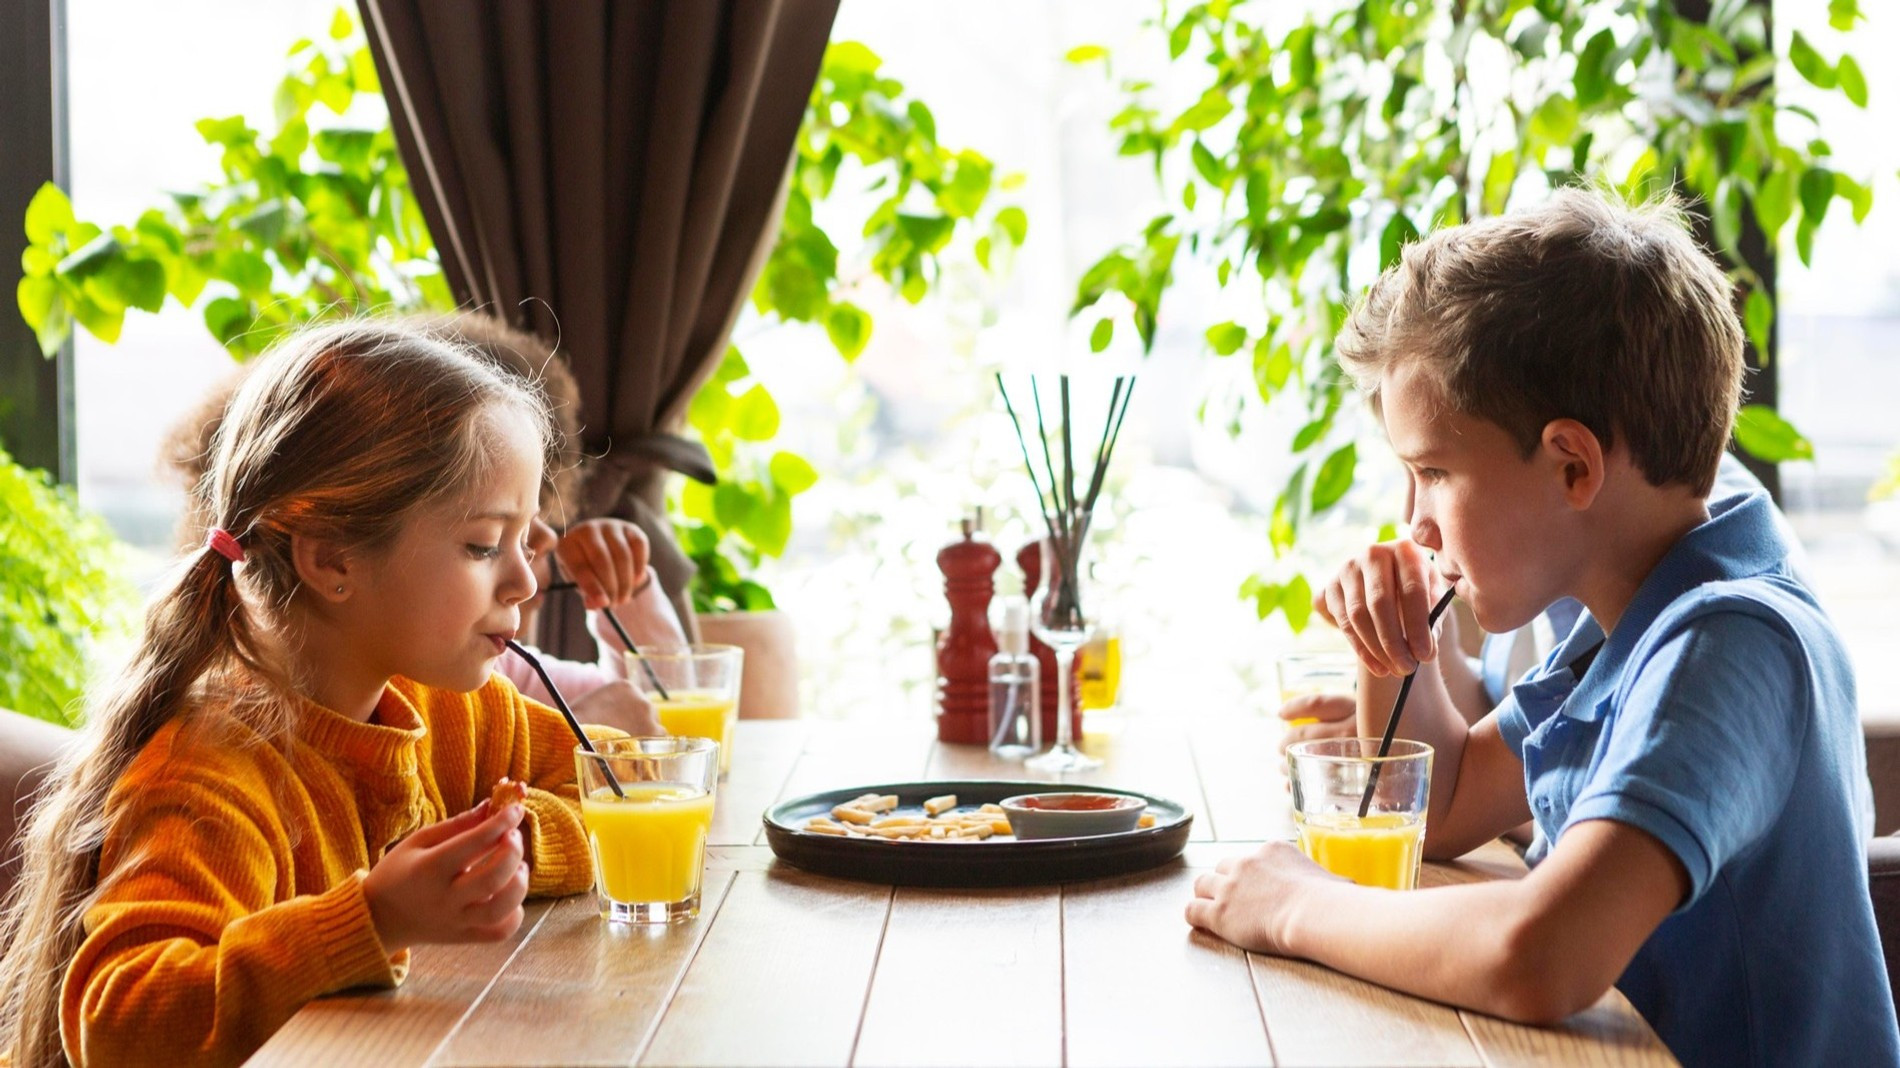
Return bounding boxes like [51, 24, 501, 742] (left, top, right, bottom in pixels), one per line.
[1312, 539, 1446, 678]
[1185, 842, 1347, 954]
[555, 518, 651, 611]
[363, 800, 528, 952]
[572, 678, 663, 735]
[1276, 693, 1357, 755]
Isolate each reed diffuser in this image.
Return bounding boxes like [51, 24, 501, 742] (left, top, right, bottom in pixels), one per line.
[996, 373, 1134, 773]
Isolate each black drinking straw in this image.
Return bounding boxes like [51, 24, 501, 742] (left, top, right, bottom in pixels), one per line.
[505, 638, 625, 798]
[545, 554, 672, 701]
[1357, 585, 1460, 818]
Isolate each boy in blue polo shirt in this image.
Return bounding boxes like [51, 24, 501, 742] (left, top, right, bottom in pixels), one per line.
[1187, 188, 1899, 1066]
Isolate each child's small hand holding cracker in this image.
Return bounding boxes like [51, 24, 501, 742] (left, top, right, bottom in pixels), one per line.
[363, 795, 528, 953]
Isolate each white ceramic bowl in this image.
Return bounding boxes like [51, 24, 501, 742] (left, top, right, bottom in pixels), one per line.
[999, 791, 1148, 840]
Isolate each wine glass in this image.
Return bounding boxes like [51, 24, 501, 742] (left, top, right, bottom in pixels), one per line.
[1026, 533, 1101, 773]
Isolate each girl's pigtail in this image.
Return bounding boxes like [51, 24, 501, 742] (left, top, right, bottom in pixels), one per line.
[0, 544, 250, 1068]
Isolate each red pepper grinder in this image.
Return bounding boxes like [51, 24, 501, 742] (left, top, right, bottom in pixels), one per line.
[936, 517, 1000, 743]
[1017, 539, 1082, 741]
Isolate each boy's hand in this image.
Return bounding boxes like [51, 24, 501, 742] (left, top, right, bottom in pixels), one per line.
[363, 800, 528, 953]
[572, 678, 663, 735]
[1276, 693, 1357, 755]
[1186, 842, 1348, 954]
[556, 518, 651, 611]
[1313, 539, 1447, 678]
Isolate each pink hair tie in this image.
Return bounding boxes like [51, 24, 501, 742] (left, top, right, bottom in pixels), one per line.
[206, 527, 245, 564]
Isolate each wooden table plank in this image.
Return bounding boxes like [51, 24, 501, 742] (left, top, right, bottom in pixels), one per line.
[1249, 956, 1483, 1067]
[1063, 865, 1273, 1067]
[639, 867, 892, 1067]
[1186, 716, 1295, 842]
[427, 872, 737, 1067]
[851, 886, 1063, 1068]
[1461, 996, 1679, 1067]
[248, 901, 554, 1068]
[713, 719, 809, 847]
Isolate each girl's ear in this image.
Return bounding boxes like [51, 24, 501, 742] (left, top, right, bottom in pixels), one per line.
[290, 533, 355, 601]
[1541, 418, 1606, 510]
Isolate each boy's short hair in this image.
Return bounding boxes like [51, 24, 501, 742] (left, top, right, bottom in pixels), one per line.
[1335, 187, 1744, 496]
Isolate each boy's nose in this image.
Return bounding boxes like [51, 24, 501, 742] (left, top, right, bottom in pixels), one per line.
[1410, 516, 1442, 552]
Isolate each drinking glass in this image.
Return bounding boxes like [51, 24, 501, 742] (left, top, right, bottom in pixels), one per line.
[1286, 738, 1432, 890]
[625, 644, 744, 777]
[576, 736, 720, 923]
[1275, 651, 1358, 706]
[1027, 535, 1101, 773]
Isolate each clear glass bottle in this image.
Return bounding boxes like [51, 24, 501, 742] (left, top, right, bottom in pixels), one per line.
[988, 596, 1041, 760]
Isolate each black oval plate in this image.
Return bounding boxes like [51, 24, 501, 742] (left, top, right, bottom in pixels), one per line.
[762, 780, 1193, 887]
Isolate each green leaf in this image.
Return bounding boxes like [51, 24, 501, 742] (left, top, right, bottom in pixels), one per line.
[1281, 574, 1313, 633]
[1795, 216, 1818, 267]
[994, 205, 1028, 245]
[1800, 167, 1833, 226]
[1174, 89, 1233, 133]
[203, 296, 255, 349]
[1191, 140, 1223, 187]
[69, 294, 123, 344]
[1205, 321, 1246, 356]
[823, 302, 872, 361]
[769, 451, 819, 496]
[1254, 342, 1292, 399]
[1064, 44, 1108, 65]
[1743, 288, 1773, 356]
[16, 275, 56, 333]
[329, 7, 354, 40]
[1089, 318, 1114, 353]
[1754, 166, 1797, 236]
[23, 183, 74, 244]
[1529, 95, 1578, 146]
[1829, 0, 1863, 31]
[1574, 29, 1615, 108]
[1788, 32, 1837, 90]
[1837, 55, 1868, 108]
[100, 258, 167, 314]
[1481, 151, 1516, 215]
[55, 234, 119, 279]
[1290, 416, 1330, 452]
[731, 385, 781, 441]
[1733, 405, 1813, 462]
[1379, 212, 1418, 271]
[1309, 443, 1356, 512]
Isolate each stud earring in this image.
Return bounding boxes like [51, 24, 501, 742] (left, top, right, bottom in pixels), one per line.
[335, 585, 345, 594]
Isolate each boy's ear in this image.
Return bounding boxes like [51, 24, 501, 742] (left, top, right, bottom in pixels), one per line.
[1541, 418, 1606, 509]
[290, 533, 356, 602]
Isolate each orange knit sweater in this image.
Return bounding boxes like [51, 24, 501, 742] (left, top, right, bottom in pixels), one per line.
[59, 674, 603, 1068]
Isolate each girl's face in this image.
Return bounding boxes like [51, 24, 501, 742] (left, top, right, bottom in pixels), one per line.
[347, 407, 544, 693]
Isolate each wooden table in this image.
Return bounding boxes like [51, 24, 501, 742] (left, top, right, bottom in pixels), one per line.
[251, 716, 1676, 1067]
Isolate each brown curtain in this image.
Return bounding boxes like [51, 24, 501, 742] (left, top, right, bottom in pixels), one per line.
[358, 0, 838, 657]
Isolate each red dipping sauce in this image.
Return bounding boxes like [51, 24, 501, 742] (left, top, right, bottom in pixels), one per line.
[1016, 794, 1132, 811]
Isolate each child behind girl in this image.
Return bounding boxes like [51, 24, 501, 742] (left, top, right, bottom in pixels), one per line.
[158, 311, 688, 733]
[0, 321, 634, 1067]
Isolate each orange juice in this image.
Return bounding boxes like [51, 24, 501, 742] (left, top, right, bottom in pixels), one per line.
[1293, 811, 1425, 890]
[581, 783, 716, 904]
[655, 690, 738, 773]
[1079, 634, 1122, 710]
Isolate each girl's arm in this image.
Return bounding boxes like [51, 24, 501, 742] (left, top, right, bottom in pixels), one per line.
[62, 781, 398, 1068]
[1188, 818, 1688, 1022]
[477, 677, 624, 897]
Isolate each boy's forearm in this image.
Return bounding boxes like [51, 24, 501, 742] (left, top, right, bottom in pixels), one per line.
[1281, 877, 1560, 1023]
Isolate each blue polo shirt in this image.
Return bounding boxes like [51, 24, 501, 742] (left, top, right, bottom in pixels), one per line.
[1495, 491, 1899, 1067]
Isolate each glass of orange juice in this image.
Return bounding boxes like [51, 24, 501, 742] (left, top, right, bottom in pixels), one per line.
[576, 736, 719, 924]
[626, 645, 743, 777]
[1286, 738, 1432, 890]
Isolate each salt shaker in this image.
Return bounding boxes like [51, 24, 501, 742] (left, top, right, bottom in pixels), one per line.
[988, 596, 1040, 760]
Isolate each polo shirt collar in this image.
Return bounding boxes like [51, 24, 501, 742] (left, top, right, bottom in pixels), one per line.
[1514, 489, 1787, 724]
